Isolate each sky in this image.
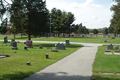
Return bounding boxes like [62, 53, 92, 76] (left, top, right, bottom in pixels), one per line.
[0, 0, 116, 29]
[46, 0, 116, 29]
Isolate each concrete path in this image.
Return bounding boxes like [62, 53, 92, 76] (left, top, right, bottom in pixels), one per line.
[24, 42, 102, 80]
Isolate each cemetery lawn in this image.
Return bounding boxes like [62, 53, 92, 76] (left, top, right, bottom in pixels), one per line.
[0, 42, 82, 80]
[0, 35, 120, 44]
[92, 45, 120, 80]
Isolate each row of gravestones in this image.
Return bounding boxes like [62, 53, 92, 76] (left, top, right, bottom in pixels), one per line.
[12, 39, 70, 50]
[3, 36, 70, 50]
[104, 37, 115, 42]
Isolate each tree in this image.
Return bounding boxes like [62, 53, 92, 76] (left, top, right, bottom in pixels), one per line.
[0, 18, 8, 34]
[9, 0, 49, 40]
[108, 25, 114, 33]
[103, 27, 108, 34]
[93, 29, 98, 34]
[110, 2, 120, 35]
[66, 12, 75, 37]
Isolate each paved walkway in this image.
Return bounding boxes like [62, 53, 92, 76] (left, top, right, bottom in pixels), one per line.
[24, 42, 102, 80]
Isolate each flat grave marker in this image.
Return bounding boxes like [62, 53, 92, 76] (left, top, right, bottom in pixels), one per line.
[114, 51, 120, 55]
[104, 51, 112, 55]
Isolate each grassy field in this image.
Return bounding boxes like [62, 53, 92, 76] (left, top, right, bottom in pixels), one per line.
[0, 42, 82, 80]
[92, 45, 120, 80]
[0, 35, 120, 44]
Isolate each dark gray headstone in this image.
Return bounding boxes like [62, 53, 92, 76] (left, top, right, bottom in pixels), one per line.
[104, 40, 107, 42]
[4, 37, 8, 43]
[24, 46, 28, 50]
[11, 41, 18, 50]
[11, 39, 15, 45]
[107, 44, 113, 50]
[26, 40, 33, 48]
[112, 37, 115, 39]
[56, 43, 65, 50]
[65, 39, 70, 45]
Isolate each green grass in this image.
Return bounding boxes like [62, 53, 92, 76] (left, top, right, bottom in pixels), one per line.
[92, 45, 120, 80]
[0, 34, 120, 44]
[0, 42, 82, 80]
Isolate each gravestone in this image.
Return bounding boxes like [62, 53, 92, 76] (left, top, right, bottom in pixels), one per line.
[107, 44, 113, 50]
[24, 47, 28, 50]
[24, 42, 26, 44]
[4, 37, 8, 43]
[11, 41, 18, 50]
[114, 45, 119, 49]
[56, 43, 65, 50]
[104, 40, 107, 42]
[39, 45, 43, 49]
[104, 51, 112, 55]
[65, 39, 70, 45]
[114, 51, 120, 55]
[11, 39, 15, 46]
[26, 40, 33, 48]
[112, 37, 115, 39]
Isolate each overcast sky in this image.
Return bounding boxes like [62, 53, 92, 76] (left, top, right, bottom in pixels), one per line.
[46, 0, 116, 29]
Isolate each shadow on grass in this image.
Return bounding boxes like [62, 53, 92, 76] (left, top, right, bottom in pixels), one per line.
[15, 37, 28, 40]
[33, 43, 55, 47]
[59, 36, 90, 38]
[92, 76, 119, 80]
[24, 72, 91, 80]
[0, 71, 34, 80]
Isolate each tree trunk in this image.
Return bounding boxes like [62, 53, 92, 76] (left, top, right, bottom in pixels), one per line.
[69, 33, 70, 37]
[21, 33, 22, 38]
[58, 33, 60, 37]
[28, 34, 31, 40]
[14, 34, 16, 39]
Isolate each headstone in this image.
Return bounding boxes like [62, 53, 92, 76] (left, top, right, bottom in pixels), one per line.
[65, 39, 70, 45]
[47, 47, 52, 49]
[24, 47, 28, 50]
[51, 50, 58, 52]
[4, 37, 8, 43]
[114, 51, 120, 55]
[39, 45, 43, 49]
[104, 40, 107, 42]
[112, 37, 115, 39]
[24, 42, 26, 44]
[114, 45, 119, 49]
[56, 43, 65, 50]
[107, 44, 113, 50]
[26, 40, 33, 48]
[11, 39, 15, 46]
[11, 41, 18, 50]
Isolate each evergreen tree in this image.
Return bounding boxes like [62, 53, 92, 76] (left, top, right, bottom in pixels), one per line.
[93, 29, 98, 34]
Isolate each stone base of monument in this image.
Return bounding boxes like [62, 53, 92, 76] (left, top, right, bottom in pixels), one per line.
[26, 46, 33, 48]
[12, 47, 18, 50]
[114, 51, 120, 55]
[104, 51, 112, 55]
[51, 50, 58, 52]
